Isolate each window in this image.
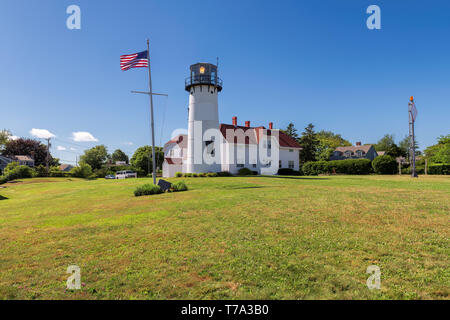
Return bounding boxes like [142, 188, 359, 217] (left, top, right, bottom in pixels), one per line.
[279, 160, 282, 168]
[237, 164, 244, 168]
[253, 164, 257, 168]
[289, 149, 293, 152]
[288, 161, 294, 169]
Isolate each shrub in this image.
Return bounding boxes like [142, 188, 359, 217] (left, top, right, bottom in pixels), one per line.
[199, 172, 207, 177]
[192, 173, 198, 177]
[3, 162, 19, 176]
[252, 171, 258, 175]
[49, 166, 67, 177]
[428, 163, 450, 175]
[183, 173, 192, 177]
[217, 171, 232, 177]
[207, 172, 218, 177]
[372, 155, 397, 174]
[277, 168, 301, 176]
[0, 176, 8, 185]
[175, 172, 183, 177]
[303, 159, 372, 176]
[172, 181, 188, 192]
[134, 184, 162, 197]
[70, 163, 93, 179]
[237, 168, 253, 176]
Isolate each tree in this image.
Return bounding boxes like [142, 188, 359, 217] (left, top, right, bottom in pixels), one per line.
[385, 144, 404, 158]
[424, 135, 450, 163]
[2, 138, 51, 166]
[399, 135, 420, 161]
[0, 130, 12, 151]
[282, 123, 299, 141]
[79, 145, 108, 170]
[299, 123, 319, 164]
[111, 149, 129, 164]
[316, 130, 351, 161]
[374, 134, 396, 152]
[130, 146, 164, 176]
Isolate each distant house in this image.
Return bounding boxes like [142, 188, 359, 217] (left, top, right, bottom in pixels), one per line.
[60, 164, 74, 172]
[0, 155, 13, 174]
[0, 155, 35, 174]
[330, 142, 378, 161]
[13, 155, 35, 167]
[377, 151, 386, 156]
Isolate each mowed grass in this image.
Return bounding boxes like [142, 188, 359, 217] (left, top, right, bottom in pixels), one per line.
[0, 175, 448, 300]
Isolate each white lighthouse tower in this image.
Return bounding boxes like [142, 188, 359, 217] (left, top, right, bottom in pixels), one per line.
[185, 63, 223, 173]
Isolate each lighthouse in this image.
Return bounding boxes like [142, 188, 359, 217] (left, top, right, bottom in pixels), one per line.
[185, 63, 223, 173]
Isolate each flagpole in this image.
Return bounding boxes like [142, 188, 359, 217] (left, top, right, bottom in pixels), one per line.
[147, 39, 157, 185]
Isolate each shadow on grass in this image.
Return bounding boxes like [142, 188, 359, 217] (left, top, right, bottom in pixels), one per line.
[249, 175, 329, 180]
[222, 185, 266, 190]
[0, 195, 8, 200]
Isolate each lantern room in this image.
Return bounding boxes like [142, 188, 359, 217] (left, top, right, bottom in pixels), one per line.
[185, 62, 223, 92]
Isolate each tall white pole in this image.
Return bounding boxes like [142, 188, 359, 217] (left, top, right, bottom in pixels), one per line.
[147, 39, 157, 185]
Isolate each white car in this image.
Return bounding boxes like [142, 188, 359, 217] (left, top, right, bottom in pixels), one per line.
[115, 170, 137, 179]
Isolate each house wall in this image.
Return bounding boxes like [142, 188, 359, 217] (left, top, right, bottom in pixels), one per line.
[162, 161, 182, 178]
[279, 148, 300, 171]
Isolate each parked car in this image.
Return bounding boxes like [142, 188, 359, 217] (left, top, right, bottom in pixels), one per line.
[105, 175, 116, 179]
[115, 170, 137, 179]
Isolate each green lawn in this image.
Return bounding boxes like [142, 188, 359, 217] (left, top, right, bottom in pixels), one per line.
[0, 175, 448, 300]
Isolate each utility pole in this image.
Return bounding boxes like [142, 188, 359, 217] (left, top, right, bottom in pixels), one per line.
[46, 138, 51, 175]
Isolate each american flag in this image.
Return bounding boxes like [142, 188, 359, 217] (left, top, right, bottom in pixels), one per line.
[120, 50, 148, 71]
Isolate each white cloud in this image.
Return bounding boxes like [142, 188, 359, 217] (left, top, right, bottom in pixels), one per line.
[72, 131, 98, 142]
[70, 147, 77, 151]
[30, 128, 56, 139]
[57, 146, 67, 151]
[9, 135, 19, 141]
[123, 141, 134, 146]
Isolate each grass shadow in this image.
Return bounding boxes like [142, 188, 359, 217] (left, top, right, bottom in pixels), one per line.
[222, 185, 266, 190]
[0, 195, 8, 200]
[252, 175, 329, 180]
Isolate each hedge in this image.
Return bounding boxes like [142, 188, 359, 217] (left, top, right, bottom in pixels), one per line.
[428, 164, 450, 175]
[237, 168, 253, 176]
[302, 159, 372, 176]
[372, 156, 397, 174]
[277, 168, 301, 176]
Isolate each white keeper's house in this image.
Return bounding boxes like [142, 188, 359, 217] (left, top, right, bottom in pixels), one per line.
[162, 62, 301, 177]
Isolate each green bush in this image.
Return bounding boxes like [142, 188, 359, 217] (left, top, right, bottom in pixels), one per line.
[277, 168, 301, 176]
[252, 171, 258, 175]
[237, 168, 253, 176]
[428, 163, 450, 175]
[372, 155, 397, 174]
[49, 166, 67, 177]
[3, 162, 19, 176]
[303, 159, 373, 176]
[183, 173, 192, 177]
[192, 173, 198, 177]
[171, 181, 188, 192]
[217, 171, 232, 177]
[0, 175, 9, 185]
[199, 172, 207, 177]
[134, 184, 162, 197]
[70, 163, 93, 179]
[175, 172, 183, 177]
[207, 172, 218, 177]
[0, 163, 35, 184]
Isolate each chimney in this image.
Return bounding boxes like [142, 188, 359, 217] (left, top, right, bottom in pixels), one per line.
[245, 121, 250, 127]
[269, 122, 273, 130]
[356, 141, 362, 146]
[232, 116, 237, 126]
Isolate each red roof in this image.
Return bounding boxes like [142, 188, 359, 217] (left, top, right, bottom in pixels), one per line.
[164, 125, 301, 149]
[220, 124, 301, 148]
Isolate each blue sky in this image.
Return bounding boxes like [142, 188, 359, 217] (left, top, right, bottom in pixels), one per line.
[1, 0, 449, 164]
